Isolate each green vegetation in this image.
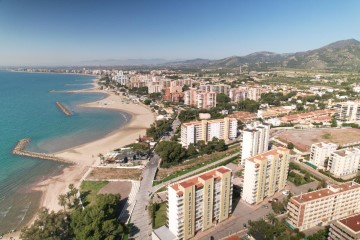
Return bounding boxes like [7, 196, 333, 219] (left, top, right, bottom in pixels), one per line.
[260, 91, 297, 106]
[21, 194, 127, 240]
[153, 155, 239, 186]
[80, 181, 109, 206]
[155, 138, 228, 168]
[151, 202, 167, 228]
[237, 99, 260, 112]
[128, 86, 148, 95]
[248, 218, 305, 240]
[288, 172, 313, 186]
[146, 120, 172, 140]
[144, 99, 152, 105]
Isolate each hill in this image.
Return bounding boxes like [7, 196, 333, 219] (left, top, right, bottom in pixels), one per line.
[166, 39, 360, 70]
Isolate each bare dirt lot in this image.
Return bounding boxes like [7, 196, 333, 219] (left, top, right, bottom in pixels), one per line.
[98, 181, 132, 197]
[86, 167, 142, 180]
[277, 128, 360, 151]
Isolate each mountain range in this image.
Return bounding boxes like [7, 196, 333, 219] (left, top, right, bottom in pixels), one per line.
[166, 39, 360, 70]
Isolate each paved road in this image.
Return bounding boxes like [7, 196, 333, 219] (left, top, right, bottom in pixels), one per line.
[129, 154, 160, 239]
[197, 199, 272, 240]
[152, 152, 240, 192]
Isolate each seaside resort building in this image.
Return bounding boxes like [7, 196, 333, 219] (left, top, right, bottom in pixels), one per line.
[180, 117, 238, 147]
[327, 148, 360, 178]
[309, 142, 338, 169]
[287, 182, 360, 231]
[240, 123, 270, 165]
[242, 147, 290, 205]
[167, 166, 233, 240]
[328, 213, 360, 240]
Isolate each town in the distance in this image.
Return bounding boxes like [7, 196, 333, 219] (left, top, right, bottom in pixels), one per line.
[11, 39, 360, 240]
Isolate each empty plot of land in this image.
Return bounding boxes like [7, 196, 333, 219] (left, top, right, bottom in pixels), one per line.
[86, 167, 142, 180]
[98, 181, 132, 196]
[277, 128, 360, 151]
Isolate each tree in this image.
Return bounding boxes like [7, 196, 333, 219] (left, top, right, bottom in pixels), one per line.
[70, 194, 123, 240]
[21, 208, 72, 240]
[287, 142, 295, 150]
[155, 141, 187, 167]
[58, 194, 67, 212]
[144, 99, 152, 105]
[182, 85, 190, 92]
[296, 103, 304, 111]
[187, 144, 198, 158]
[216, 93, 231, 107]
[331, 117, 338, 127]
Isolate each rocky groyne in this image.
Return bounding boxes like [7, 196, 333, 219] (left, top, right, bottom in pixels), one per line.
[13, 138, 75, 164]
[55, 101, 73, 116]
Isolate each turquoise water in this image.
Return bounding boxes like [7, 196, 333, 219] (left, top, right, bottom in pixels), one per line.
[0, 71, 130, 232]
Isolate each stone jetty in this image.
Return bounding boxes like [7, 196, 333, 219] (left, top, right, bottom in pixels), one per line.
[55, 101, 73, 116]
[13, 138, 75, 164]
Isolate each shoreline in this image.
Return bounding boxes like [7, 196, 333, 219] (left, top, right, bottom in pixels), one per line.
[14, 81, 155, 236]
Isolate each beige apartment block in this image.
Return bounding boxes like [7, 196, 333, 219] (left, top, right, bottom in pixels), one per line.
[287, 182, 360, 231]
[167, 167, 233, 240]
[242, 147, 290, 204]
[180, 117, 237, 147]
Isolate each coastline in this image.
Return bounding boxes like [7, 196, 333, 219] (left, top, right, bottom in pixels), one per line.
[22, 82, 155, 233]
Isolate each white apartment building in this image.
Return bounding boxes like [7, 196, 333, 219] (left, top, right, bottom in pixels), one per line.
[199, 84, 230, 95]
[113, 71, 129, 85]
[180, 118, 237, 147]
[309, 142, 337, 169]
[229, 86, 264, 102]
[287, 182, 360, 231]
[335, 101, 360, 122]
[327, 148, 360, 178]
[240, 123, 270, 165]
[168, 167, 233, 240]
[242, 147, 290, 205]
[147, 81, 163, 94]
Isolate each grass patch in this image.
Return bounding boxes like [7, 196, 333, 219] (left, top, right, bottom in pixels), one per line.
[153, 202, 167, 229]
[288, 172, 313, 186]
[322, 133, 332, 139]
[80, 180, 109, 206]
[86, 167, 142, 180]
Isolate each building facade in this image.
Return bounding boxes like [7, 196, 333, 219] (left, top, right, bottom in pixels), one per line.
[287, 182, 360, 231]
[113, 71, 129, 85]
[199, 84, 230, 95]
[327, 148, 360, 178]
[309, 142, 337, 169]
[240, 123, 270, 165]
[181, 118, 238, 147]
[335, 101, 360, 122]
[184, 89, 217, 109]
[242, 147, 290, 205]
[168, 167, 233, 240]
[328, 213, 360, 240]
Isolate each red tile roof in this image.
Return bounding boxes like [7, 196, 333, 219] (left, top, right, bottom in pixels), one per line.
[339, 213, 360, 232]
[170, 166, 231, 195]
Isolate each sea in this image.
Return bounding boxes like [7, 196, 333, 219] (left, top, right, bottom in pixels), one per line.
[0, 71, 130, 233]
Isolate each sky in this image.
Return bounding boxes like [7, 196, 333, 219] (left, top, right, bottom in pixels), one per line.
[0, 0, 360, 66]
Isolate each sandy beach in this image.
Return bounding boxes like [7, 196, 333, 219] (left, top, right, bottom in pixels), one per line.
[32, 86, 155, 213]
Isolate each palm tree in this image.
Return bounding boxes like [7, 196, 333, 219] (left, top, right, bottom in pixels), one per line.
[98, 153, 104, 164]
[58, 194, 67, 212]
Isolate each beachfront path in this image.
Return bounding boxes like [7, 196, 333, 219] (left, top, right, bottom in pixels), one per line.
[129, 153, 160, 239]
